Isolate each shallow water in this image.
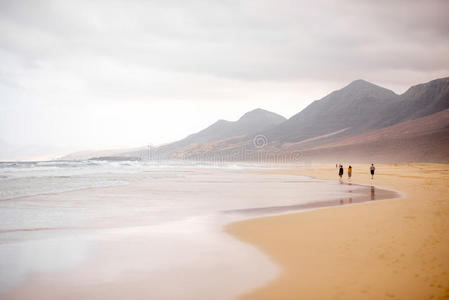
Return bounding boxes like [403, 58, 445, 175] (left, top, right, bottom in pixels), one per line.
[0, 162, 396, 299]
[0, 160, 257, 200]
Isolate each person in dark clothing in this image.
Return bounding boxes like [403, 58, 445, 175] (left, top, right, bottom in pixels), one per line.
[339, 165, 344, 179]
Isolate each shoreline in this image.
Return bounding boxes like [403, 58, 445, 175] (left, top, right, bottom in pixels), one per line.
[223, 181, 400, 217]
[226, 163, 449, 299]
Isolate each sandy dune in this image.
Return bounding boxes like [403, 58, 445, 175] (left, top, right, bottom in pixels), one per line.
[227, 163, 449, 299]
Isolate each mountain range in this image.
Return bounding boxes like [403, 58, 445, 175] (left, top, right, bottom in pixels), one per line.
[61, 77, 449, 163]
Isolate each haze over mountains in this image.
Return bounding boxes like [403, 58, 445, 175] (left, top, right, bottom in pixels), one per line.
[62, 77, 449, 163]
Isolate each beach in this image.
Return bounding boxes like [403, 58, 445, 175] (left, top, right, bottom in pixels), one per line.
[1, 162, 447, 299]
[0, 161, 392, 300]
[227, 163, 449, 299]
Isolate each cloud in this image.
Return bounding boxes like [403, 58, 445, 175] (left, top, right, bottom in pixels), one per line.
[0, 0, 448, 159]
[1, 0, 448, 90]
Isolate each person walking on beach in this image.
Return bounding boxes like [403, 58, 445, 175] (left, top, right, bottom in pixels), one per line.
[339, 165, 344, 180]
[370, 163, 375, 179]
[348, 165, 352, 180]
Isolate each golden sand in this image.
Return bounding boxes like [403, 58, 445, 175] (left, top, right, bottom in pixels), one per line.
[226, 163, 449, 299]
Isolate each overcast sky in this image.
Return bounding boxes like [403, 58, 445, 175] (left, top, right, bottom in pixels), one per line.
[1, 0, 448, 160]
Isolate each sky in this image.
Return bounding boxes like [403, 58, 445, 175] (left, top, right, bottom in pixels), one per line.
[1, 0, 448, 160]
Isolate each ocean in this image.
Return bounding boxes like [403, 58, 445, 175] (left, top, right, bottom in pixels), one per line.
[0, 160, 261, 200]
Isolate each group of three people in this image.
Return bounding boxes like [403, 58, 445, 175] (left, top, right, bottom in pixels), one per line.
[337, 163, 375, 179]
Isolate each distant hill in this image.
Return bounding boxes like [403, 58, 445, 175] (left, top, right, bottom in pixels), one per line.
[60, 146, 145, 161]
[261, 77, 449, 147]
[283, 108, 449, 163]
[89, 156, 141, 161]
[153, 108, 286, 157]
[152, 77, 449, 163]
[60, 77, 449, 163]
[262, 79, 399, 145]
[376, 77, 449, 128]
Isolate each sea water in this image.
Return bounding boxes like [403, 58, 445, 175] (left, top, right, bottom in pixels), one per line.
[0, 160, 258, 200]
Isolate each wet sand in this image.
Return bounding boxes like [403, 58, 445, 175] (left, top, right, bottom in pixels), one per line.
[226, 163, 449, 299]
[224, 182, 398, 216]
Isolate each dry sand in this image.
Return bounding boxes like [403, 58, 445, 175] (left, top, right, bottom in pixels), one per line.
[226, 163, 449, 299]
